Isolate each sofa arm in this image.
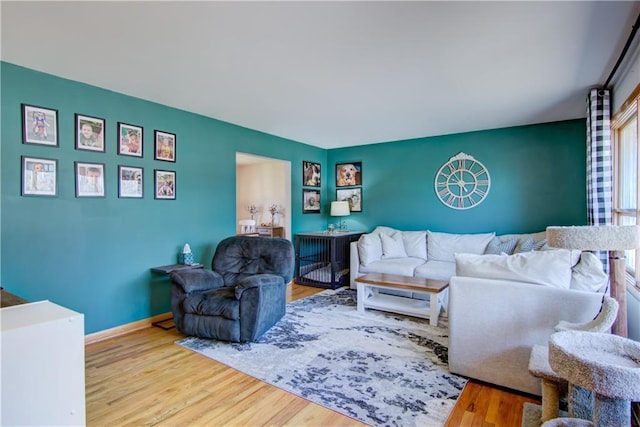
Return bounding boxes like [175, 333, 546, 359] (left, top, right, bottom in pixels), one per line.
[235, 274, 284, 299]
[447, 276, 602, 396]
[349, 241, 362, 289]
[170, 269, 224, 294]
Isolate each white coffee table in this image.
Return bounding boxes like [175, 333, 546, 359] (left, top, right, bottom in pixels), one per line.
[355, 273, 448, 325]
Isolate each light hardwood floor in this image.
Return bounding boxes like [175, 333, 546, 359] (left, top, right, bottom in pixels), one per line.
[85, 283, 540, 426]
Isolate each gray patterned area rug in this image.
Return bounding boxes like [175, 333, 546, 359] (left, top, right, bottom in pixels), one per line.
[176, 288, 467, 427]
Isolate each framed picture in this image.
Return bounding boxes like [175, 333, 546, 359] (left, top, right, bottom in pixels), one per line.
[155, 169, 175, 199]
[118, 123, 143, 157]
[154, 130, 176, 162]
[337, 187, 362, 212]
[302, 160, 321, 187]
[303, 189, 321, 213]
[335, 161, 362, 187]
[76, 114, 105, 152]
[22, 104, 58, 146]
[75, 162, 105, 197]
[21, 156, 57, 196]
[118, 165, 143, 199]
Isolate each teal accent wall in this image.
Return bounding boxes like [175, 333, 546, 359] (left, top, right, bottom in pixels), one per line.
[1, 62, 326, 333]
[327, 120, 587, 234]
[1, 62, 588, 334]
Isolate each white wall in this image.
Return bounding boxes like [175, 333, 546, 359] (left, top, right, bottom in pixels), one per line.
[236, 155, 291, 238]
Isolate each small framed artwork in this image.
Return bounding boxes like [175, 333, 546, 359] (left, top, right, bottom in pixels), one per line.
[21, 156, 57, 197]
[303, 189, 321, 213]
[118, 123, 143, 157]
[76, 114, 105, 152]
[22, 104, 58, 146]
[155, 169, 175, 199]
[118, 165, 144, 199]
[337, 187, 362, 212]
[75, 162, 105, 197]
[154, 130, 176, 162]
[335, 161, 362, 187]
[303, 160, 321, 187]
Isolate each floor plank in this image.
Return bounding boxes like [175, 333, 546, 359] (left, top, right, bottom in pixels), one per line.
[85, 283, 540, 426]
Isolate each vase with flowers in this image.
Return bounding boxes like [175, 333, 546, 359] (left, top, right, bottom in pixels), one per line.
[247, 204, 258, 220]
[269, 204, 281, 226]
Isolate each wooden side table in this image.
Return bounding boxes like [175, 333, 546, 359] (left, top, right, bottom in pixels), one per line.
[256, 226, 284, 238]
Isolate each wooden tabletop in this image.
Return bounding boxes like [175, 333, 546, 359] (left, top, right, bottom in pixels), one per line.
[355, 273, 448, 293]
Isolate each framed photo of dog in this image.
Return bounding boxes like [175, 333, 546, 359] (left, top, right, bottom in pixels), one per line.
[302, 161, 321, 187]
[335, 162, 362, 187]
[337, 187, 362, 212]
[303, 189, 321, 213]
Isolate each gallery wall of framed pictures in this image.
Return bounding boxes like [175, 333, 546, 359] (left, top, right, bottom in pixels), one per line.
[19, 103, 177, 200]
[335, 161, 363, 212]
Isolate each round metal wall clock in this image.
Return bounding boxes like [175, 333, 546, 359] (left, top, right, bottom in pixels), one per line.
[434, 152, 491, 210]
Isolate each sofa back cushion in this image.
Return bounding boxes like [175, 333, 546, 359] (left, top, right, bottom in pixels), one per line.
[427, 231, 495, 262]
[455, 249, 574, 289]
[402, 231, 427, 260]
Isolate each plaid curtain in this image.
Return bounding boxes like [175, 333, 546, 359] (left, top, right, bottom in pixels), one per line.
[586, 88, 612, 271]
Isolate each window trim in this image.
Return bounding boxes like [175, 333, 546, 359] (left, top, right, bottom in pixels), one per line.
[612, 83, 640, 289]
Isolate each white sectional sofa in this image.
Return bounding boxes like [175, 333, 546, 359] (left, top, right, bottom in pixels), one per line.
[349, 226, 609, 396]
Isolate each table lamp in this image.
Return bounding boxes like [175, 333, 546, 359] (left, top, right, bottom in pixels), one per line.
[330, 201, 350, 231]
[546, 225, 640, 337]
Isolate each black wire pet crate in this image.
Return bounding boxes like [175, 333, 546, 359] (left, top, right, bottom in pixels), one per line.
[294, 231, 363, 289]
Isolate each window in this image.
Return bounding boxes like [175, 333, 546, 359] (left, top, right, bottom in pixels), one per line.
[612, 85, 640, 286]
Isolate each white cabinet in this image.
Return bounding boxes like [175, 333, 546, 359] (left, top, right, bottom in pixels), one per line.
[1, 300, 85, 426]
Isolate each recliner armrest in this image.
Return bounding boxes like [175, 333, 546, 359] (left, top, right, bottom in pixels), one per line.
[235, 274, 284, 299]
[170, 269, 224, 294]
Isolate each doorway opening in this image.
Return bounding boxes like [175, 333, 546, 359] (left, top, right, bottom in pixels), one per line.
[236, 153, 291, 239]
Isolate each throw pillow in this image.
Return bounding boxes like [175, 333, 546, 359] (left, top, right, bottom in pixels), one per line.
[427, 231, 495, 262]
[402, 231, 427, 260]
[455, 249, 574, 289]
[515, 238, 547, 253]
[484, 237, 518, 255]
[372, 226, 399, 237]
[380, 233, 408, 259]
[357, 233, 383, 266]
[570, 251, 608, 292]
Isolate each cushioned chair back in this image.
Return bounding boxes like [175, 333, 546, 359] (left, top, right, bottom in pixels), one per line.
[212, 235, 294, 285]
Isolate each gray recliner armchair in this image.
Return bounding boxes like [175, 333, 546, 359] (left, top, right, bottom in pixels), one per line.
[169, 235, 294, 342]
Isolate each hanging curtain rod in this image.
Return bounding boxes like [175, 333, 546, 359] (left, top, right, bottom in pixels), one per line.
[604, 11, 640, 88]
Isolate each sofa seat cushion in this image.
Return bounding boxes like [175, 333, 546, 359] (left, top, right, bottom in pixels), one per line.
[427, 231, 495, 262]
[414, 260, 456, 281]
[455, 249, 575, 289]
[360, 257, 425, 277]
[183, 286, 240, 320]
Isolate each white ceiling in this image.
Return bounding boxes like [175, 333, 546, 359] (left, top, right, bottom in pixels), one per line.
[2, 1, 639, 149]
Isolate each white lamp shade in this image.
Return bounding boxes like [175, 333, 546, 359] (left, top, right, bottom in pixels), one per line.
[546, 225, 640, 251]
[330, 201, 350, 217]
